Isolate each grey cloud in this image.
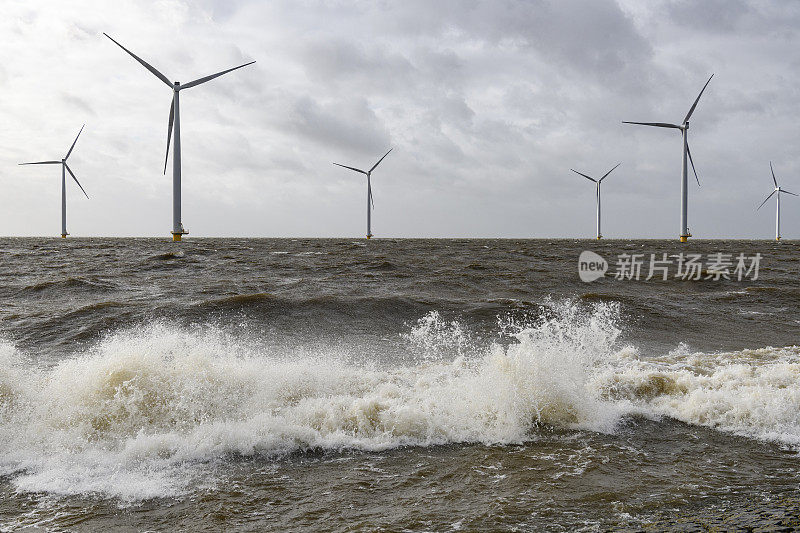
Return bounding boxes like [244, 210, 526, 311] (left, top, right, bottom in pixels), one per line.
[664, 0, 800, 35]
[411, 47, 465, 86]
[299, 39, 417, 92]
[667, 0, 752, 32]
[1, 0, 799, 238]
[378, 0, 651, 77]
[287, 95, 391, 154]
[61, 93, 96, 116]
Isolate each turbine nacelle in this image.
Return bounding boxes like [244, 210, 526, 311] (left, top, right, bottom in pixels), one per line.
[757, 162, 798, 211]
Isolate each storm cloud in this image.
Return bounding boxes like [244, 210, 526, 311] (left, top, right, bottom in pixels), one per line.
[1, 0, 799, 238]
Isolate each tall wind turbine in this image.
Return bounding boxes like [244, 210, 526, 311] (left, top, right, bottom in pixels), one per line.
[104, 33, 255, 241]
[19, 125, 89, 238]
[757, 162, 797, 241]
[623, 74, 713, 242]
[570, 163, 620, 240]
[333, 148, 392, 239]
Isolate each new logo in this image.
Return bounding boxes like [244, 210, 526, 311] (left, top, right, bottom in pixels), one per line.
[578, 251, 608, 282]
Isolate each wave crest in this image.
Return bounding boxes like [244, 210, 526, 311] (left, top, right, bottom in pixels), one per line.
[1, 302, 798, 500]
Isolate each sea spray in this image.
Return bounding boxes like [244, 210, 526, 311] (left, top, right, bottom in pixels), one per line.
[493, 300, 626, 432]
[0, 302, 799, 501]
[403, 310, 472, 361]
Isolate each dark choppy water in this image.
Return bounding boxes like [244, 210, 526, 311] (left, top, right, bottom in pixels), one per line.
[0, 238, 798, 531]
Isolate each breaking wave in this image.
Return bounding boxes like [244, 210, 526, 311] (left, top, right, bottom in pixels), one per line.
[0, 301, 798, 500]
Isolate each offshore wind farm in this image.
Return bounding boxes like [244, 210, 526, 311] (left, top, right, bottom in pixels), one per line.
[7, 67, 793, 241]
[1, 2, 800, 532]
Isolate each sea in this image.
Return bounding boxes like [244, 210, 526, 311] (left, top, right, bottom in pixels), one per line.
[0, 238, 798, 531]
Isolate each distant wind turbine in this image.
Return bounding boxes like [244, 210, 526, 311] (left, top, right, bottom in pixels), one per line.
[623, 74, 713, 242]
[757, 162, 797, 241]
[104, 33, 255, 241]
[570, 163, 620, 240]
[19, 125, 89, 238]
[333, 148, 393, 239]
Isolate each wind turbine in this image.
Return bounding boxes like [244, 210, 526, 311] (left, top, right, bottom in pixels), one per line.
[570, 163, 620, 240]
[19, 125, 89, 238]
[104, 33, 255, 241]
[757, 162, 797, 241]
[623, 74, 713, 242]
[333, 148, 392, 239]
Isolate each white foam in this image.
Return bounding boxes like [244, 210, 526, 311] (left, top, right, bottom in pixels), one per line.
[595, 345, 800, 445]
[0, 303, 798, 501]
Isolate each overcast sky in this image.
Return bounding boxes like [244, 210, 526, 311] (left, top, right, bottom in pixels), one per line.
[1, 0, 799, 238]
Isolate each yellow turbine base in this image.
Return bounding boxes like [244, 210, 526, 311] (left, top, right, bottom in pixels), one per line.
[776, 237, 781, 242]
[680, 236, 688, 242]
[366, 235, 372, 240]
[172, 234, 182, 242]
[61, 234, 67, 239]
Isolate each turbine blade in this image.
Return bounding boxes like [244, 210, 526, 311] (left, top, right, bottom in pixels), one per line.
[599, 162, 621, 182]
[19, 161, 61, 165]
[103, 33, 172, 88]
[687, 144, 700, 187]
[781, 189, 799, 197]
[369, 148, 393, 172]
[757, 190, 776, 210]
[369, 187, 374, 209]
[683, 74, 714, 123]
[64, 163, 89, 199]
[622, 121, 682, 129]
[181, 61, 256, 90]
[570, 169, 596, 182]
[770, 161, 778, 188]
[65, 124, 85, 160]
[164, 99, 175, 175]
[333, 163, 367, 174]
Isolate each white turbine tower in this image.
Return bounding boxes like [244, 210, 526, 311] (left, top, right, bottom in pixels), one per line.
[623, 74, 713, 242]
[757, 162, 797, 241]
[104, 33, 255, 241]
[333, 148, 392, 239]
[570, 163, 620, 240]
[19, 125, 89, 238]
